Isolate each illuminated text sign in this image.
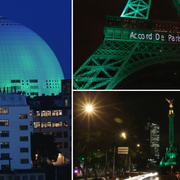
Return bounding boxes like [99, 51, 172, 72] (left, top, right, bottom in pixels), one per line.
[130, 32, 180, 43]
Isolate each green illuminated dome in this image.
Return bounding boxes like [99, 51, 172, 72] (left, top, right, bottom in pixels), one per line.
[0, 17, 64, 97]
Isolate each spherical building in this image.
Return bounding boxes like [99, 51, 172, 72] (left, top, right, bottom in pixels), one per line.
[0, 17, 64, 97]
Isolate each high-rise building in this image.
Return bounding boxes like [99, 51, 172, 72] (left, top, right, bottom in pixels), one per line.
[145, 121, 160, 162]
[150, 123, 160, 160]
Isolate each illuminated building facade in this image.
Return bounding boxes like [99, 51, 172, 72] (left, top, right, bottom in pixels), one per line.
[0, 94, 33, 171]
[150, 123, 160, 160]
[0, 17, 64, 97]
[30, 80, 71, 165]
[145, 121, 160, 162]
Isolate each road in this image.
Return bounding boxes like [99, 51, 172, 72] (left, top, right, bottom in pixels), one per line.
[78, 172, 159, 180]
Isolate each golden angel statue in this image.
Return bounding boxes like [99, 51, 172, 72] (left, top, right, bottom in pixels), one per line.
[166, 98, 174, 109]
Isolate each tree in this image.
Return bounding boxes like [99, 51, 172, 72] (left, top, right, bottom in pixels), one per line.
[31, 133, 58, 167]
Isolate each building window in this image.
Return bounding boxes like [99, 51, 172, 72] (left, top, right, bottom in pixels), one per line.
[1, 153, 9, 159]
[30, 79, 38, 83]
[43, 132, 52, 135]
[0, 108, 8, 114]
[30, 175, 36, 180]
[1, 142, 9, 149]
[22, 176, 28, 180]
[52, 110, 62, 116]
[19, 114, 28, 119]
[20, 148, 28, 152]
[34, 111, 40, 117]
[1, 165, 9, 171]
[30, 121, 32, 127]
[64, 132, 68, 138]
[41, 110, 51, 117]
[64, 142, 68, 148]
[63, 121, 68, 127]
[20, 125, 28, 130]
[63, 109, 67, 116]
[0, 131, 9, 137]
[20, 136, 28, 141]
[52, 121, 62, 127]
[20, 159, 29, 164]
[11, 80, 20, 83]
[65, 99, 68, 107]
[30, 110, 33, 116]
[54, 132, 62, 138]
[0, 120, 9, 126]
[41, 122, 51, 128]
[56, 142, 63, 148]
[34, 122, 40, 128]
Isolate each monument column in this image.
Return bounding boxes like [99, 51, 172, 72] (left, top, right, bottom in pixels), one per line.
[166, 98, 175, 149]
[159, 98, 178, 167]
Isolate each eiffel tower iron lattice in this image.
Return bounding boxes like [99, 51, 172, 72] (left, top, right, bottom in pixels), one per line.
[120, 0, 152, 19]
[73, 1, 180, 90]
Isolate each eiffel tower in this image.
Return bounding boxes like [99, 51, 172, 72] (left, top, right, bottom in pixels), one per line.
[73, 0, 180, 89]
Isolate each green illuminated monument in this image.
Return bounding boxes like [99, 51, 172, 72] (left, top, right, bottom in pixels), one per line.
[159, 99, 178, 167]
[121, 0, 152, 19]
[74, 0, 180, 89]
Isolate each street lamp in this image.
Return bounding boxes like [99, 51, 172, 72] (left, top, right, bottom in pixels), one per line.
[121, 132, 126, 139]
[137, 144, 140, 147]
[85, 104, 93, 176]
[85, 105, 93, 112]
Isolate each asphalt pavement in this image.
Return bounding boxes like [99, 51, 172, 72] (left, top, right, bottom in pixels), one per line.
[77, 172, 159, 180]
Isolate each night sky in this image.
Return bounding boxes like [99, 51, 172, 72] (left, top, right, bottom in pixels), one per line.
[0, 0, 71, 79]
[73, 0, 179, 74]
[74, 91, 180, 159]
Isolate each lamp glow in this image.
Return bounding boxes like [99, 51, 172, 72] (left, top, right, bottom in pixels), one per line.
[86, 105, 93, 112]
[122, 132, 126, 138]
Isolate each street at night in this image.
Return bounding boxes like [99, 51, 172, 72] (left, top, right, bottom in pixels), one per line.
[73, 91, 180, 179]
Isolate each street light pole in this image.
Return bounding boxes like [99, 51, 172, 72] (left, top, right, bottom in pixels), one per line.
[85, 105, 93, 177]
[112, 145, 116, 179]
[105, 146, 107, 180]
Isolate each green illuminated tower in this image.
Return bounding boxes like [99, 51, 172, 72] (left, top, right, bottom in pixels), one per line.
[74, 0, 180, 89]
[121, 0, 152, 19]
[159, 99, 178, 167]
